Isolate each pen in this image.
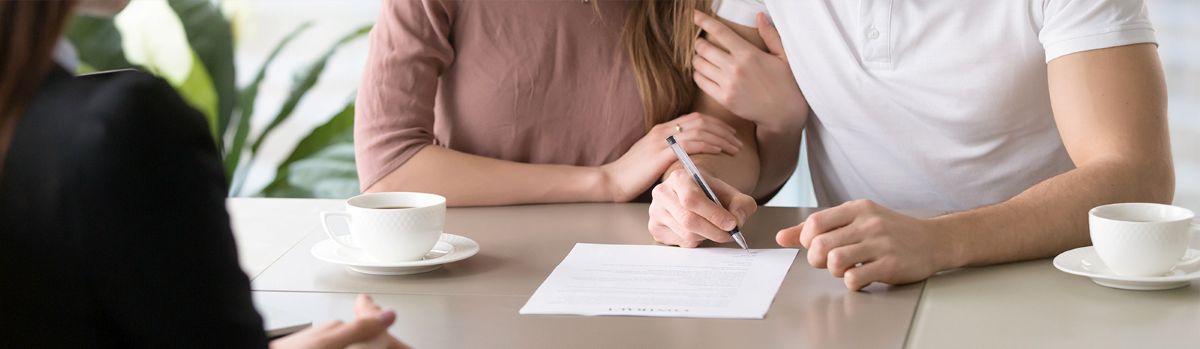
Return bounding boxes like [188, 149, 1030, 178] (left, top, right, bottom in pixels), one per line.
[665, 135, 750, 249]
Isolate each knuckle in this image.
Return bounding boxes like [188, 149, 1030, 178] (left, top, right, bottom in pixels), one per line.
[861, 217, 884, 232]
[844, 271, 863, 288]
[651, 183, 668, 197]
[679, 193, 704, 210]
[809, 235, 827, 254]
[681, 213, 705, 230]
[827, 250, 844, 269]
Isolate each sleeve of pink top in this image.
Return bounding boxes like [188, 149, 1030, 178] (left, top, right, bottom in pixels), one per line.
[354, 0, 455, 191]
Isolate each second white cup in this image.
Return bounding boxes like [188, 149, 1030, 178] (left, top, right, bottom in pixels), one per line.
[321, 192, 446, 263]
[1089, 203, 1200, 276]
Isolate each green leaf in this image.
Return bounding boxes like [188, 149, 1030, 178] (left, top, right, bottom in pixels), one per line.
[168, 0, 237, 146]
[259, 100, 359, 198]
[65, 16, 134, 71]
[174, 51, 221, 139]
[248, 24, 372, 155]
[224, 22, 313, 183]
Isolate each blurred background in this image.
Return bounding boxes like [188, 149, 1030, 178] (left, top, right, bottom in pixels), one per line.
[70, 0, 1198, 210]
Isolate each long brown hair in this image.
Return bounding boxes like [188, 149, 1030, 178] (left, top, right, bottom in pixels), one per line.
[622, 0, 714, 130]
[0, 0, 76, 171]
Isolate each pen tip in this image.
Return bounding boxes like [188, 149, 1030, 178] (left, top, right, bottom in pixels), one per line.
[733, 232, 749, 250]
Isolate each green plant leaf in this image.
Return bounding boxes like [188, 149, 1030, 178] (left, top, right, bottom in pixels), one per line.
[169, 0, 237, 146]
[175, 51, 220, 139]
[259, 100, 359, 198]
[65, 16, 134, 71]
[248, 24, 372, 156]
[224, 22, 314, 183]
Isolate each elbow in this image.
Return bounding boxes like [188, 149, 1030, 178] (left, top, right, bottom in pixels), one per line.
[1131, 158, 1175, 205]
[1146, 165, 1175, 205]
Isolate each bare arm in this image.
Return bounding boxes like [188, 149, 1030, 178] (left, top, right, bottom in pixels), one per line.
[784, 43, 1172, 290]
[690, 13, 810, 200]
[368, 147, 605, 206]
[936, 43, 1173, 267]
[675, 18, 767, 196]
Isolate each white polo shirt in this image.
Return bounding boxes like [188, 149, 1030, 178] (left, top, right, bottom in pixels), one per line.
[717, 0, 1157, 212]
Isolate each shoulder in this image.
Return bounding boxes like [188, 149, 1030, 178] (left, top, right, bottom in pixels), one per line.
[44, 70, 216, 168]
[44, 70, 223, 190]
[69, 70, 208, 142]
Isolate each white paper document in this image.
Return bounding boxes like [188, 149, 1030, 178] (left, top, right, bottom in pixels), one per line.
[519, 243, 799, 319]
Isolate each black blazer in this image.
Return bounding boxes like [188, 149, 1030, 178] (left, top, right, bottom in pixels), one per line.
[0, 67, 266, 348]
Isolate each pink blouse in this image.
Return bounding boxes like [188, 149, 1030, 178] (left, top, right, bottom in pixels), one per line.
[354, 0, 646, 190]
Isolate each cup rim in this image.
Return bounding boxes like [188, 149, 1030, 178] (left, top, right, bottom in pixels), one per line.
[346, 192, 446, 211]
[1089, 202, 1194, 224]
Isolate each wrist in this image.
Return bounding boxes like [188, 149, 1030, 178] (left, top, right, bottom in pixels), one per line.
[756, 110, 806, 137]
[926, 216, 970, 270]
[589, 165, 617, 202]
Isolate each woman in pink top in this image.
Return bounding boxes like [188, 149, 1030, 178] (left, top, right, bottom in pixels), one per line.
[356, 0, 767, 207]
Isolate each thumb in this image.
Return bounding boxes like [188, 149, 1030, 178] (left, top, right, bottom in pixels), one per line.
[756, 13, 785, 57]
[709, 177, 757, 226]
[323, 311, 396, 348]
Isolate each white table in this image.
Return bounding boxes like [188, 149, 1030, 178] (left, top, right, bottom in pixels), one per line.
[228, 198, 1200, 348]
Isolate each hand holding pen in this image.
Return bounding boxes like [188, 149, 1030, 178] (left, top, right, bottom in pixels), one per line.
[645, 135, 759, 248]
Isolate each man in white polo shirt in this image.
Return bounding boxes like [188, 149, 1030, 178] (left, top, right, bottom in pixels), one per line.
[647, 0, 1174, 290]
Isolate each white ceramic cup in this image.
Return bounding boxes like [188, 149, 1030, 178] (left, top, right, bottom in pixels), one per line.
[320, 192, 446, 263]
[1089, 203, 1200, 276]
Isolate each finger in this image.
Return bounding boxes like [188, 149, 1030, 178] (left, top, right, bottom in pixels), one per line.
[656, 177, 732, 243]
[776, 223, 803, 247]
[694, 37, 733, 67]
[843, 260, 887, 291]
[692, 54, 727, 87]
[756, 13, 786, 57]
[799, 203, 862, 248]
[707, 173, 757, 223]
[667, 170, 740, 233]
[662, 139, 723, 161]
[319, 311, 396, 348]
[355, 294, 382, 316]
[693, 10, 757, 53]
[678, 112, 738, 135]
[826, 242, 876, 278]
[651, 215, 702, 248]
[648, 195, 691, 246]
[694, 71, 723, 103]
[651, 181, 709, 247]
[807, 224, 867, 268]
[675, 129, 740, 155]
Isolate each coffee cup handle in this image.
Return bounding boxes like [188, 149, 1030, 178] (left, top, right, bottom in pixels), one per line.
[320, 211, 358, 249]
[1180, 222, 1200, 268]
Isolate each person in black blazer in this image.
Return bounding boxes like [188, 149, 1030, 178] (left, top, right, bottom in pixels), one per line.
[0, 1, 407, 348]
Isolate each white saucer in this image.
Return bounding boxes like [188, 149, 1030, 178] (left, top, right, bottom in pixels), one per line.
[1053, 246, 1200, 290]
[311, 233, 479, 275]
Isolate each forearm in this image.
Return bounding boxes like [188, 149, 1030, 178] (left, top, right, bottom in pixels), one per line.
[666, 99, 761, 197]
[366, 145, 607, 206]
[684, 119, 760, 195]
[933, 157, 1174, 268]
[752, 117, 805, 199]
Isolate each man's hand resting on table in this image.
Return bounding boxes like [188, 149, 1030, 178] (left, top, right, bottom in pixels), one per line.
[776, 200, 960, 290]
[648, 171, 957, 291]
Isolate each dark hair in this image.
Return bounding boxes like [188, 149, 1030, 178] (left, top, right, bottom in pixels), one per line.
[0, 0, 77, 172]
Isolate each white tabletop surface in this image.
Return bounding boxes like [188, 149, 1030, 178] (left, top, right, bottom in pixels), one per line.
[228, 198, 1200, 348]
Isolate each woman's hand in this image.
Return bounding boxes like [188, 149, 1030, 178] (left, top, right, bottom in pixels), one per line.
[693, 11, 808, 132]
[648, 168, 758, 247]
[600, 113, 743, 202]
[270, 294, 410, 349]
